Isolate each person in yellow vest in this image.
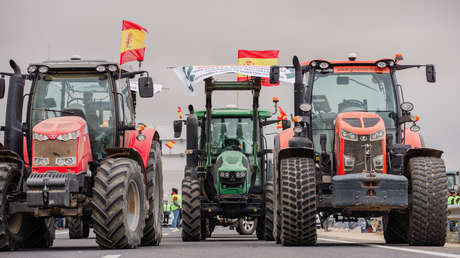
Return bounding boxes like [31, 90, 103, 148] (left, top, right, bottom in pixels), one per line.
[171, 188, 182, 232]
[163, 200, 171, 225]
[449, 191, 458, 231]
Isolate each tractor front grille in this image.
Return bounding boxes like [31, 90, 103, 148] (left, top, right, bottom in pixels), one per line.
[33, 139, 77, 167]
[343, 137, 383, 173]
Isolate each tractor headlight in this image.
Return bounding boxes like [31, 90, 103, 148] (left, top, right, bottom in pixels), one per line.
[370, 129, 385, 141]
[57, 130, 80, 141]
[376, 61, 388, 68]
[319, 62, 330, 69]
[56, 157, 76, 166]
[220, 172, 230, 178]
[343, 155, 355, 171]
[33, 133, 49, 141]
[235, 171, 246, 178]
[373, 155, 384, 170]
[400, 102, 414, 112]
[33, 157, 50, 166]
[341, 129, 358, 141]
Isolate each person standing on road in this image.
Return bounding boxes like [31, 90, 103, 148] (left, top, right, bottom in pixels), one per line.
[449, 192, 456, 231]
[163, 200, 171, 225]
[170, 188, 182, 232]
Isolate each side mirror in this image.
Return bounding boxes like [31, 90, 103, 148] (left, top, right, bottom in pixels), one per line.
[0, 77, 5, 99]
[44, 98, 56, 108]
[173, 120, 183, 138]
[138, 77, 154, 98]
[426, 64, 436, 83]
[269, 66, 280, 84]
[282, 120, 291, 130]
[337, 76, 349, 85]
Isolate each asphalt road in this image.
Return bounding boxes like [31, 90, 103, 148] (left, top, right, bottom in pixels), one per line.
[2, 227, 460, 258]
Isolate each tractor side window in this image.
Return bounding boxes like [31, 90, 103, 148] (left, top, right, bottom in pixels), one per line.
[116, 80, 135, 126]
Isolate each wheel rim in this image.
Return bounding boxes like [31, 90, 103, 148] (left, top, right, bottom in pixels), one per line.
[7, 213, 23, 234]
[243, 219, 254, 231]
[127, 180, 141, 231]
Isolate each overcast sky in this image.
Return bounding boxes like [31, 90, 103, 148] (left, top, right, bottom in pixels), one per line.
[0, 0, 459, 170]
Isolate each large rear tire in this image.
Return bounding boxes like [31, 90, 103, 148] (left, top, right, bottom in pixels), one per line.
[24, 218, 55, 248]
[92, 158, 146, 249]
[141, 141, 163, 246]
[279, 157, 317, 246]
[407, 156, 447, 246]
[383, 211, 408, 244]
[264, 180, 274, 241]
[181, 178, 201, 241]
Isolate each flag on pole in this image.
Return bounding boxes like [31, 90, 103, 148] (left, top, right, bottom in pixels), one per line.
[277, 106, 288, 129]
[177, 106, 182, 119]
[120, 20, 148, 65]
[237, 50, 280, 86]
[165, 140, 176, 149]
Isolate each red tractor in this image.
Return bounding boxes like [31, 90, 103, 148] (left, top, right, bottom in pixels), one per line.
[269, 54, 446, 246]
[0, 57, 163, 250]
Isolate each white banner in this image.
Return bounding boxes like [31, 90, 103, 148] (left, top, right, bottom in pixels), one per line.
[172, 65, 295, 94]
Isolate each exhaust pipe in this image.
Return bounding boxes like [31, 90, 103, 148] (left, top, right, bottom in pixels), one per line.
[4, 59, 25, 158]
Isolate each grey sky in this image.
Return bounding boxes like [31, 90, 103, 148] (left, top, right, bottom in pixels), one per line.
[0, 0, 459, 170]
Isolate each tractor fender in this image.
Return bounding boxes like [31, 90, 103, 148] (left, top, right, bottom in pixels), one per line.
[123, 128, 159, 170]
[403, 147, 443, 174]
[278, 147, 315, 162]
[0, 149, 25, 169]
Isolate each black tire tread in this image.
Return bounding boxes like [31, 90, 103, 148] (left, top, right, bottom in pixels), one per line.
[279, 157, 316, 246]
[264, 181, 275, 241]
[181, 178, 201, 241]
[408, 156, 447, 246]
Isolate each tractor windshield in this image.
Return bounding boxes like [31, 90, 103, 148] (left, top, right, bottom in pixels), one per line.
[30, 73, 115, 160]
[210, 117, 253, 155]
[310, 71, 397, 153]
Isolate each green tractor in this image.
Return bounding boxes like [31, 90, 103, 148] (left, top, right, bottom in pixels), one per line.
[173, 77, 285, 241]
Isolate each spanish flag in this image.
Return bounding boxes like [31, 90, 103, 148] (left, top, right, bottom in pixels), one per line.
[237, 50, 280, 86]
[177, 106, 182, 119]
[120, 20, 148, 65]
[165, 140, 175, 149]
[277, 106, 287, 129]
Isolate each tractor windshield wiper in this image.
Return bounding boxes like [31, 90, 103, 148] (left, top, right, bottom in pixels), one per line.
[32, 108, 74, 115]
[348, 78, 379, 93]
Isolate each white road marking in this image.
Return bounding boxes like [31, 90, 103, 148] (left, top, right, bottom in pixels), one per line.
[101, 255, 121, 258]
[318, 237, 460, 258]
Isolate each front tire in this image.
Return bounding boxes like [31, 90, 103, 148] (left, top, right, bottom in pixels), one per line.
[264, 180, 275, 241]
[92, 158, 146, 249]
[142, 141, 164, 246]
[68, 217, 90, 239]
[383, 212, 408, 244]
[279, 157, 316, 246]
[407, 157, 447, 246]
[181, 178, 201, 241]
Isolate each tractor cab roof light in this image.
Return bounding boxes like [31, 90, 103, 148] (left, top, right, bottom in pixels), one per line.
[395, 53, 404, 62]
[376, 61, 388, 68]
[27, 65, 37, 73]
[38, 66, 49, 73]
[348, 53, 357, 61]
[96, 65, 106, 72]
[108, 65, 118, 72]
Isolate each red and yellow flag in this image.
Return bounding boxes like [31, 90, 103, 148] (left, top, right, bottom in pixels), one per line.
[177, 106, 182, 119]
[165, 140, 175, 149]
[277, 106, 288, 129]
[120, 20, 148, 65]
[237, 50, 280, 86]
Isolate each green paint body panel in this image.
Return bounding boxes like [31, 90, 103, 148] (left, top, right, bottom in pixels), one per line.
[216, 150, 248, 195]
[196, 108, 272, 119]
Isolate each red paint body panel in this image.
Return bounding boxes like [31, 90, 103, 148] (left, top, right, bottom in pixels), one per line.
[335, 112, 386, 175]
[124, 128, 157, 169]
[279, 128, 294, 150]
[404, 128, 423, 148]
[23, 136, 29, 167]
[31, 116, 92, 174]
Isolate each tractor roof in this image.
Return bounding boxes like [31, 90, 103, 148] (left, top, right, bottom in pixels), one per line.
[29, 59, 119, 70]
[196, 108, 272, 119]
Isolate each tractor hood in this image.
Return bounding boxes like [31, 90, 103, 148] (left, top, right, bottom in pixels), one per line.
[33, 116, 87, 136]
[216, 150, 248, 172]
